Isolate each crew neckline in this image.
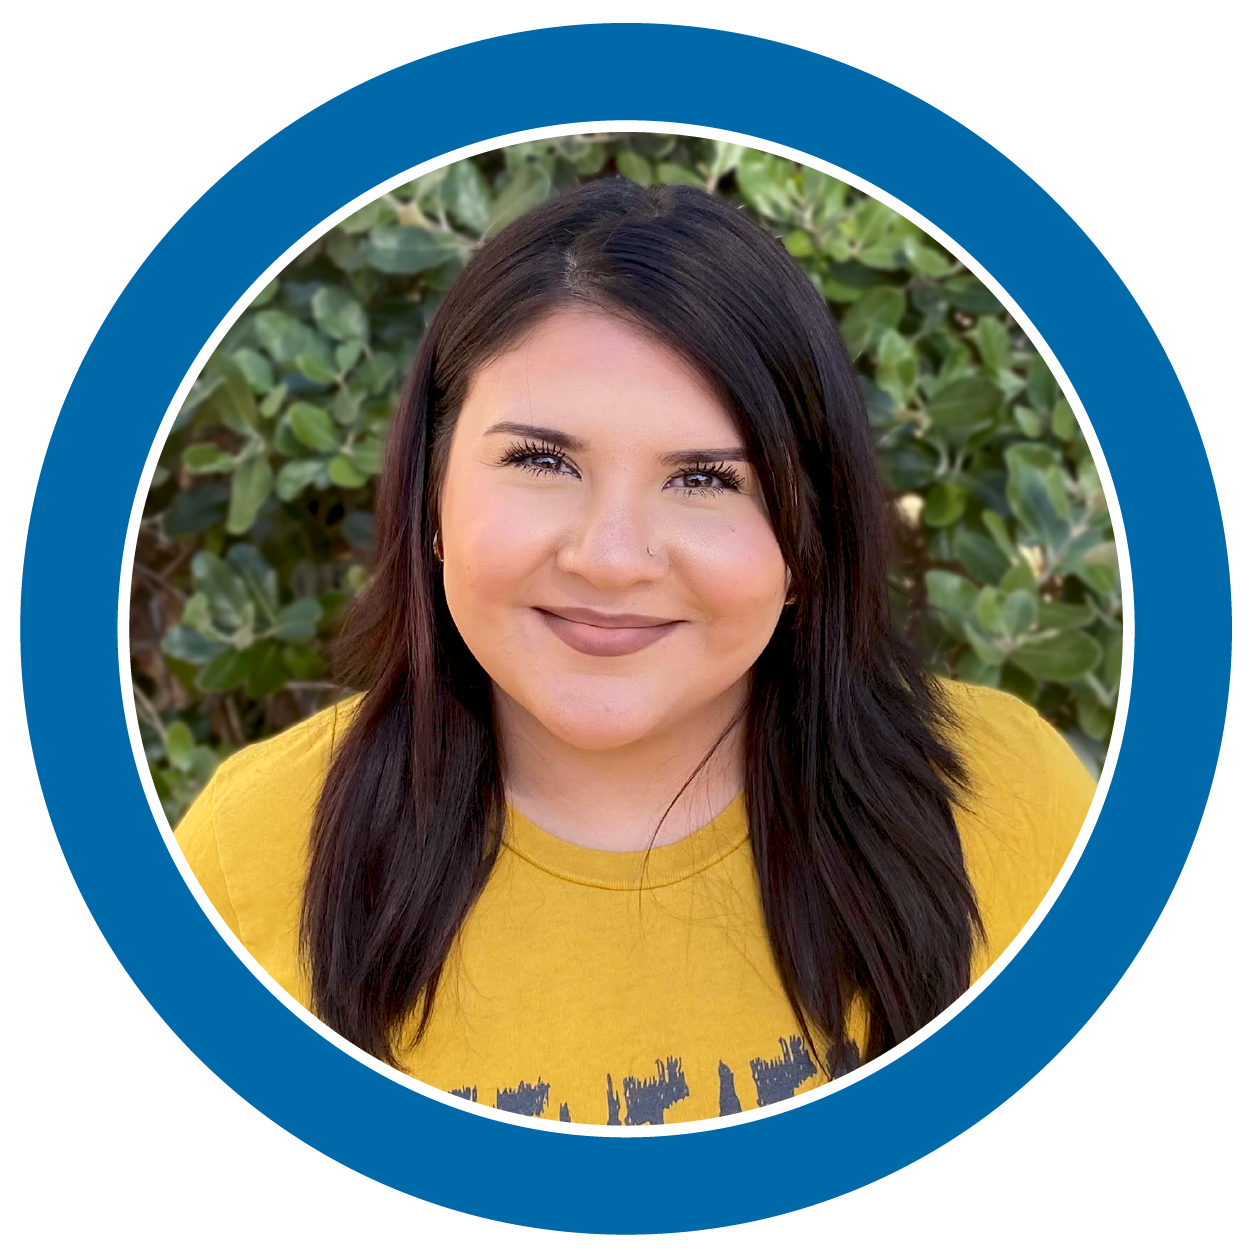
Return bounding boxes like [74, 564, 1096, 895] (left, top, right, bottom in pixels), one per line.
[502, 790, 750, 890]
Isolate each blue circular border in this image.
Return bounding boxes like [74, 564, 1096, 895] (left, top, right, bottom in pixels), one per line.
[22, 24, 1230, 1234]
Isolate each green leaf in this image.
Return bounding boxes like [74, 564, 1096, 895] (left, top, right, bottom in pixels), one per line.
[244, 639, 288, 699]
[276, 458, 327, 502]
[615, 150, 653, 186]
[250, 278, 279, 308]
[954, 527, 1009, 585]
[1038, 601, 1096, 630]
[943, 273, 1003, 314]
[656, 162, 704, 187]
[880, 442, 939, 491]
[165, 482, 229, 537]
[484, 164, 551, 238]
[209, 357, 261, 434]
[325, 223, 363, 268]
[443, 159, 493, 233]
[782, 229, 814, 258]
[362, 225, 464, 274]
[976, 587, 1006, 634]
[924, 482, 968, 527]
[1013, 405, 1044, 437]
[925, 569, 979, 617]
[999, 562, 1037, 595]
[191, 551, 251, 627]
[975, 316, 1011, 373]
[999, 664, 1039, 704]
[335, 341, 363, 374]
[330, 387, 364, 428]
[312, 286, 369, 342]
[928, 376, 1002, 429]
[161, 625, 228, 665]
[840, 286, 906, 356]
[258, 383, 287, 418]
[963, 624, 1007, 666]
[339, 200, 391, 234]
[273, 598, 323, 642]
[196, 647, 252, 692]
[901, 236, 951, 276]
[226, 543, 279, 619]
[1002, 589, 1038, 636]
[1005, 445, 1073, 548]
[288, 402, 341, 453]
[569, 141, 607, 176]
[353, 352, 396, 396]
[230, 348, 274, 395]
[1011, 631, 1103, 682]
[982, 510, 1018, 563]
[1077, 694, 1113, 741]
[294, 353, 338, 384]
[1026, 355, 1060, 412]
[226, 455, 273, 535]
[956, 650, 1001, 687]
[174, 375, 223, 429]
[347, 436, 385, 476]
[282, 644, 326, 679]
[165, 720, 195, 770]
[1074, 559, 1118, 596]
[705, 141, 746, 184]
[735, 149, 795, 217]
[253, 311, 331, 368]
[1052, 397, 1078, 441]
[328, 454, 368, 488]
[1012, 466, 1070, 548]
[1104, 626, 1123, 690]
[182, 443, 236, 475]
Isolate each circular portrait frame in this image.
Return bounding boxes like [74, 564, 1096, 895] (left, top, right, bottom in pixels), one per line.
[21, 23, 1230, 1235]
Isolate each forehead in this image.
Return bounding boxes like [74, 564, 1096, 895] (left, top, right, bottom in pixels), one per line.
[457, 305, 739, 444]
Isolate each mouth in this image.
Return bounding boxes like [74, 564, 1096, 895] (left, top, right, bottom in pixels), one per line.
[533, 607, 683, 657]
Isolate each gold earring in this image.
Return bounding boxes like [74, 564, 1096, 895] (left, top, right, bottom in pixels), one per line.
[784, 592, 797, 606]
[432, 530, 444, 562]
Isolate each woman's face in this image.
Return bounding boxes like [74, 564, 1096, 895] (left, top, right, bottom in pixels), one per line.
[437, 305, 789, 753]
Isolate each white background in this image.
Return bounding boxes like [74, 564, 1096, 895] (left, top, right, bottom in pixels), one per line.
[4, 3, 1247, 1245]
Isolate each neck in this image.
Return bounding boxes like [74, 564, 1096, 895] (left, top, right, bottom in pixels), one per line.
[493, 681, 749, 852]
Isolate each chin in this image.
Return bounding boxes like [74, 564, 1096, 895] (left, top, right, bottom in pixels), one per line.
[527, 686, 669, 752]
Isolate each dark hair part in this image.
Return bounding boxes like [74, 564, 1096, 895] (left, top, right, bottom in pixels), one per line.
[300, 176, 983, 1070]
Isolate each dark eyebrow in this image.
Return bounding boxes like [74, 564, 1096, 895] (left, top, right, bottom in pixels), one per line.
[483, 422, 748, 465]
[658, 446, 749, 466]
[483, 422, 588, 451]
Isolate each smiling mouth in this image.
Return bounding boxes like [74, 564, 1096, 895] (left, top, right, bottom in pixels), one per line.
[533, 607, 683, 657]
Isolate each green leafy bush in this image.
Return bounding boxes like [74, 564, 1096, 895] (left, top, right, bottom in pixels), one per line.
[131, 133, 1121, 823]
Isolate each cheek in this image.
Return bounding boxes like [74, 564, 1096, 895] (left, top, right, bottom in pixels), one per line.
[445, 488, 558, 608]
[680, 516, 787, 635]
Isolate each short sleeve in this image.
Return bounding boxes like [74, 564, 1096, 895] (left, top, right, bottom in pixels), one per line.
[946, 681, 1100, 981]
[173, 772, 242, 938]
[1035, 715, 1099, 878]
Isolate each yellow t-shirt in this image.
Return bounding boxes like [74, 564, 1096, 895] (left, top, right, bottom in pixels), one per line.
[174, 680, 1096, 1125]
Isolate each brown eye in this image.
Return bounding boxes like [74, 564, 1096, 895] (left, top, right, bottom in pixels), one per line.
[668, 462, 745, 494]
[499, 440, 579, 478]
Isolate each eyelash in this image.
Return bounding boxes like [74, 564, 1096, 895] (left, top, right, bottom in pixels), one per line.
[497, 440, 746, 495]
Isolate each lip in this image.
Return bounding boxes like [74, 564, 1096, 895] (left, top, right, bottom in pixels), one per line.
[533, 607, 683, 657]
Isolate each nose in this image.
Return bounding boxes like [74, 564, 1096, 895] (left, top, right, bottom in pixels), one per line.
[554, 485, 664, 589]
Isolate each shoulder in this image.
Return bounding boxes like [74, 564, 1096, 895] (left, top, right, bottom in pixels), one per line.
[209, 693, 364, 823]
[172, 694, 363, 954]
[934, 679, 1098, 977]
[938, 678, 1095, 800]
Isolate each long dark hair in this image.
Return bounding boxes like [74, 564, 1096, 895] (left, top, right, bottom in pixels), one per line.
[300, 175, 983, 1071]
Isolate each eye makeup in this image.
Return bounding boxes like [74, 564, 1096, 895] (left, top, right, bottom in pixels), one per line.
[497, 439, 746, 495]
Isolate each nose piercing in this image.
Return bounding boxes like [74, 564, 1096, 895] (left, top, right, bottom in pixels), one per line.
[647, 545, 656, 557]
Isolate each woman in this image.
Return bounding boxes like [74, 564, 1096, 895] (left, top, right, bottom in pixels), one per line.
[175, 177, 1096, 1126]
